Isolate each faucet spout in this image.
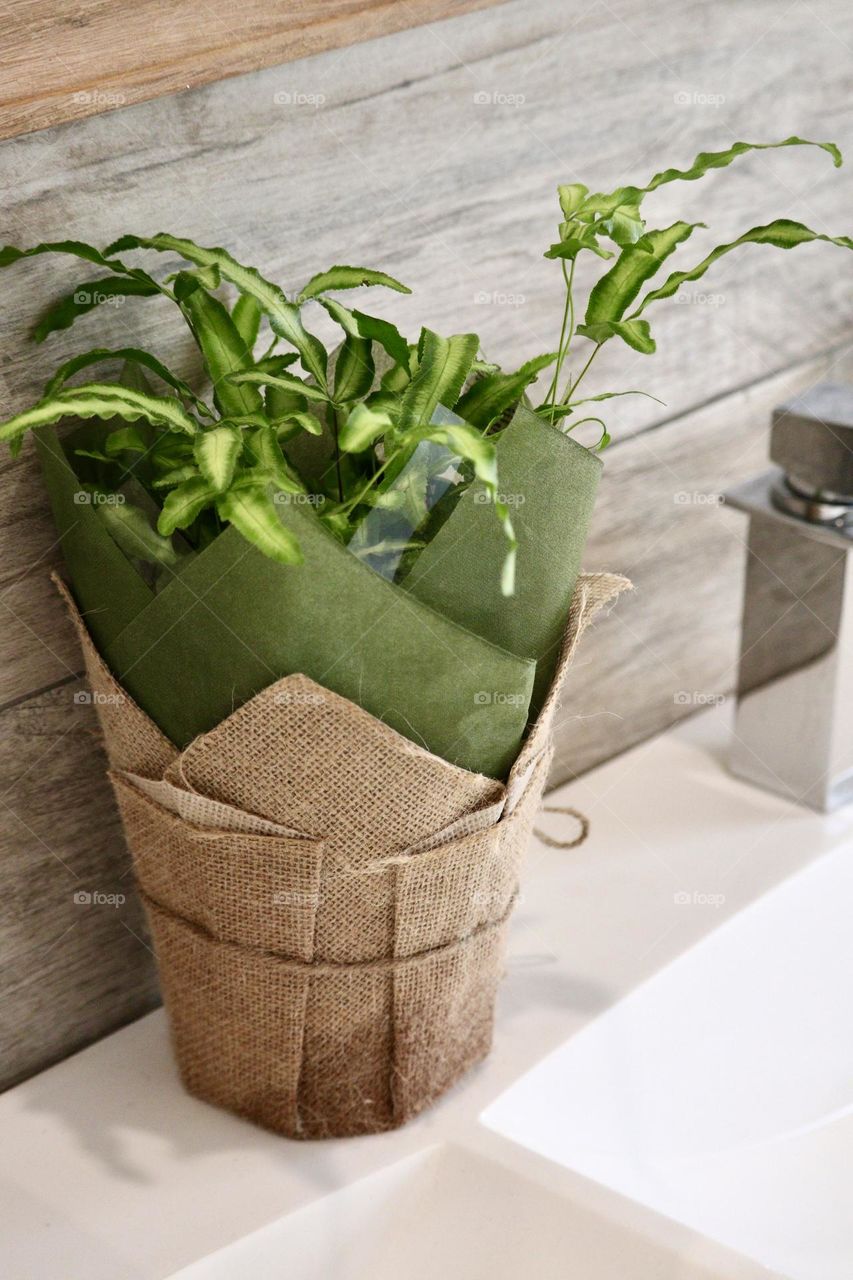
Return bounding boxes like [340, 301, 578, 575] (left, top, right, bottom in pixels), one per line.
[725, 383, 853, 813]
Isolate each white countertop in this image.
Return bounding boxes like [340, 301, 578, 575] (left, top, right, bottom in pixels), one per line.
[2, 703, 847, 1279]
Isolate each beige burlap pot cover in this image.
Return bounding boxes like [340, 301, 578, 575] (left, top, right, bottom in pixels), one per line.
[56, 570, 628, 1138]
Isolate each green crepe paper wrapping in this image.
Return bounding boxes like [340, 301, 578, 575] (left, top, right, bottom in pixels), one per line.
[37, 402, 600, 780]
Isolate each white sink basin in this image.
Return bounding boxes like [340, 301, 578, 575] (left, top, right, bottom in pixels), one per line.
[484, 842, 853, 1280]
[166, 1141, 765, 1280]
[164, 1145, 647, 1280]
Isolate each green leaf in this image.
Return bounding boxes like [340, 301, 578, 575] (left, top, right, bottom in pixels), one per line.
[539, 388, 665, 422]
[43, 346, 212, 415]
[74, 447, 112, 463]
[0, 241, 105, 270]
[108, 234, 329, 387]
[633, 218, 853, 314]
[455, 352, 559, 428]
[397, 419, 516, 594]
[563, 416, 611, 449]
[334, 334, 375, 403]
[105, 426, 148, 456]
[98, 498, 179, 567]
[500, 543, 517, 598]
[215, 413, 277, 429]
[298, 264, 411, 302]
[194, 424, 243, 492]
[250, 353, 299, 376]
[319, 507, 351, 541]
[244, 425, 305, 493]
[32, 277, 161, 343]
[399, 330, 479, 428]
[318, 297, 410, 369]
[266, 385, 308, 422]
[216, 483, 304, 565]
[158, 476, 216, 535]
[151, 464, 199, 489]
[171, 265, 222, 298]
[559, 388, 665, 406]
[150, 434, 194, 469]
[178, 275, 263, 418]
[273, 411, 323, 438]
[544, 234, 614, 261]
[0, 384, 200, 446]
[118, 358, 155, 395]
[637, 136, 842, 197]
[232, 294, 262, 348]
[584, 222, 702, 327]
[228, 369, 330, 403]
[558, 184, 589, 217]
[576, 319, 656, 353]
[339, 402, 392, 452]
[380, 353, 416, 394]
[0, 240, 167, 344]
[196, 263, 221, 290]
[601, 203, 645, 247]
[401, 421, 498, 493]
[0, 239, 156, 279]
[575, 137, 843, 224]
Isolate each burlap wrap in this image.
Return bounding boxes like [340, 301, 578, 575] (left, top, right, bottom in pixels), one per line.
[56, 571, 627, 1138]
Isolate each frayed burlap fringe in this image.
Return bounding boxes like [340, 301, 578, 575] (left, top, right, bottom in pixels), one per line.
[55, 571, 629, 1138]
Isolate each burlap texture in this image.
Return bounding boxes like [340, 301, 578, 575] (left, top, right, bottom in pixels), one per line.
[55, 570, 628, 1138]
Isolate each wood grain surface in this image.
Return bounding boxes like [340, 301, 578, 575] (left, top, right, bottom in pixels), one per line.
[1, 0, 852, 1087]
[0, 0, 506, 141]
[0, 680, 159, 1089]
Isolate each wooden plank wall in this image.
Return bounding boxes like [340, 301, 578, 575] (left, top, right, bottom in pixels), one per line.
[0, 0, 505, 141]
[2, 0, 853, 1087]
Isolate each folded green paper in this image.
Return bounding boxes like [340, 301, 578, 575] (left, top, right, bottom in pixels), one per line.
[38, 399, 599, 780]
[39, 427, 536, 779]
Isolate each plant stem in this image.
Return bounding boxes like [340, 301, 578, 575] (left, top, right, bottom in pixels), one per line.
[337, 451, 398, 517]
[327, 401, 344, 503]
[544, 257, 575, 409]
[556, 257, 577, 386]
[562, 341, 601, 404]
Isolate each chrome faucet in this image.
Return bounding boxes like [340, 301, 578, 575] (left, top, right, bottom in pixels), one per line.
[726, 383, 853, 812]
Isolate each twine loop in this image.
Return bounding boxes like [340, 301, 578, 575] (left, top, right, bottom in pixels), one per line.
[533, 804, 589, 849]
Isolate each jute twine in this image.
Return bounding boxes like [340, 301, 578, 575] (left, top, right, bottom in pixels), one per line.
[55, 571, 629, 1138]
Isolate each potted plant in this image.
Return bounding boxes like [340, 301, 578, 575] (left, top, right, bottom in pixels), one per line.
[1, 135, 849, 1137]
